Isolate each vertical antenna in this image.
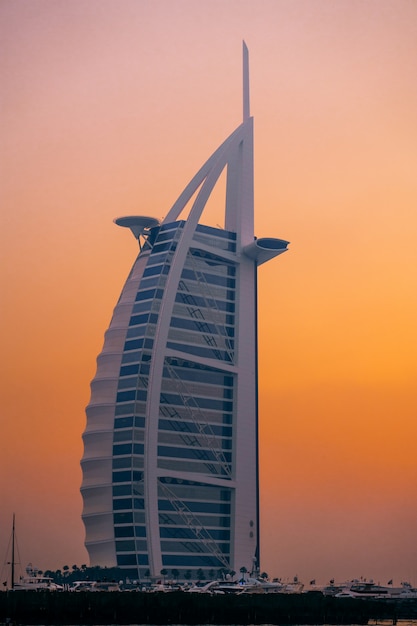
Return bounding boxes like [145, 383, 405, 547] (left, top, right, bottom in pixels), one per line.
[243, 40, 250, 121]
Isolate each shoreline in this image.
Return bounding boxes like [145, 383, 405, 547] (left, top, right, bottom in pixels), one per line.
[2, 590, 417, 625]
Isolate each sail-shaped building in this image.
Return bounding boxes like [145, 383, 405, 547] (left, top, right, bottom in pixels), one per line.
[81, 43, 289, 581]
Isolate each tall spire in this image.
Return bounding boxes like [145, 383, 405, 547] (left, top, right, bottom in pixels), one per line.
[243, 40, 250, 121]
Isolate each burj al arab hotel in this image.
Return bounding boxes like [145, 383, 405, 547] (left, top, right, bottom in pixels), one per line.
[81, 43, 289, 581]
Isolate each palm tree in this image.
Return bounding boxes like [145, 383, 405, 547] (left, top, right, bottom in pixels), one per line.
[171, 569, 179, 582]
[160, 568, 167, 583]
[217, 569, 223, 580]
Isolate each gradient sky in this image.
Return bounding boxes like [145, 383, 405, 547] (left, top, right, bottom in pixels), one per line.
[1, 0, 417, 586]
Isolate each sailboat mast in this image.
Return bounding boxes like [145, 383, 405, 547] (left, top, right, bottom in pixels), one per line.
[11, 513, 15, 589]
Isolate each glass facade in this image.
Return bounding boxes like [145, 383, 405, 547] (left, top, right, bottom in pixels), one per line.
[109, 223, 237, 577]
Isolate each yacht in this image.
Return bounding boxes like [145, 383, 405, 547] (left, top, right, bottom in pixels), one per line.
[336, 580, 417, 599]
[13, 571, 63, 591]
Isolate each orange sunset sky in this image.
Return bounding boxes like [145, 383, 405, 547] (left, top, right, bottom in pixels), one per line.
[1, 0, 417, 585]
